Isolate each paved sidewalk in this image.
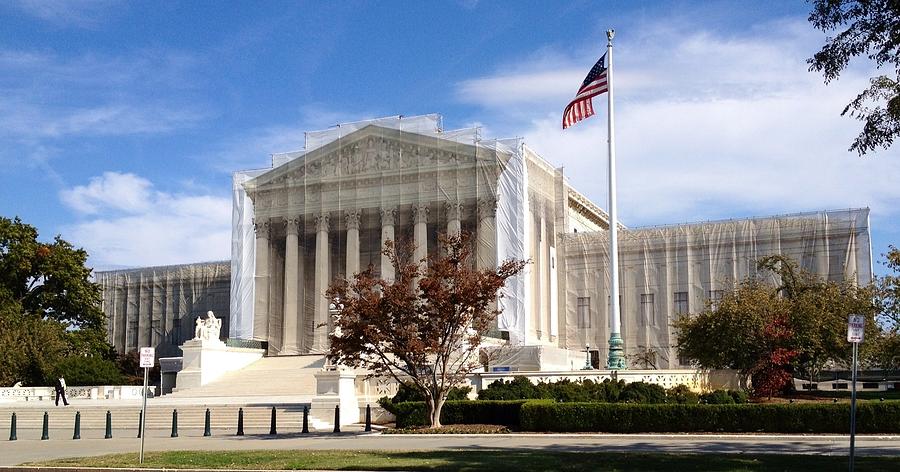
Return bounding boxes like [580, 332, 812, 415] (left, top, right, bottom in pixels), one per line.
[2, 429, 899, 466]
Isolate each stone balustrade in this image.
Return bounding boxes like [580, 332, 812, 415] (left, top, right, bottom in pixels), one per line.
[0, 385, 152, 403]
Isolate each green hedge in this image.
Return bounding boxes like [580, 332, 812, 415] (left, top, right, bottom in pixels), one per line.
[391, 400, 531, 428]
[519, 402, 900, 433]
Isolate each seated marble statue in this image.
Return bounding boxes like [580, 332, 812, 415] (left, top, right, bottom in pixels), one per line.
[192, 311, 223, 342]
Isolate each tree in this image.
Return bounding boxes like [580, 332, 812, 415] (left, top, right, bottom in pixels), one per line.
[0, 216, 112, 386]
[675, 256, 878, 397]
[808, 0, 900, 155]
[326, 233, 526, 428]
[878, 246, 900, 328]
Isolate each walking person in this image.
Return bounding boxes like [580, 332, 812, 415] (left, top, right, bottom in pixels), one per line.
[55, 376, 69, 406]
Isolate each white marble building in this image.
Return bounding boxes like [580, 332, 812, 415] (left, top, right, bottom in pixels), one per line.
[97, 114, 872, 369]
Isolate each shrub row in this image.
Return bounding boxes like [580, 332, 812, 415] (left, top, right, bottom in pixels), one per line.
[385, 399, 900, 433]
[388, 400, 531, 428]
[519, 402, 900, 433]
[477, 376, 747, 405]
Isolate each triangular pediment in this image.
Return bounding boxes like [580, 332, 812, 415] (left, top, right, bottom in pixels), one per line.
[245, 125, 483, 192]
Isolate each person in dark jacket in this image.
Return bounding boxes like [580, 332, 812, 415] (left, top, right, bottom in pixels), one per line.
[54, 377, 69, 406]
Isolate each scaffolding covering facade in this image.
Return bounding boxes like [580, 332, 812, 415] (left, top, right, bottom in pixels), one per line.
[96, 114, 874, 369]
[96, 261, 231, 357]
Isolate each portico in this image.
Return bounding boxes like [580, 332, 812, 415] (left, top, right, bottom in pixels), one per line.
[243, 125, 501, 355]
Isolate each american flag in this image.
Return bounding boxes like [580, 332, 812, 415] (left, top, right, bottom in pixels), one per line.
[562, 53, 608, 129]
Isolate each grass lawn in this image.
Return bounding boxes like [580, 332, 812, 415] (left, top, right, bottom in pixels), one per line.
[31, 450, 900, 472]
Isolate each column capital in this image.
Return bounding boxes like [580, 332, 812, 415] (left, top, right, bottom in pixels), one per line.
[283, 216, 301, 235]
[445, 202, 463, 221]
[380, 207, 396, 226]
[315, 213, 330, 233]
[413, 204, 429, 224]
[253, 218, 271, 239]
[345, 210, 361, 230]
[478, 198, 498, 221]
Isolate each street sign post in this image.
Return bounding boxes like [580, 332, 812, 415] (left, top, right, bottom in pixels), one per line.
[139, 347, 154, 464]
[847, 315, 864, 472]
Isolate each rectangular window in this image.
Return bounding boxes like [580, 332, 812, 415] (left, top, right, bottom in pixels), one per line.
[674, 291, 689, 315]
[709, 290, 724, 310]
[640, 293, 655, 326]
[577, 297, 591, 329]
[172, 318, 182, 344]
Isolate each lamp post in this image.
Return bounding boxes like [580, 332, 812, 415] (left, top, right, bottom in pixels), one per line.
[582, 344, 594, 370]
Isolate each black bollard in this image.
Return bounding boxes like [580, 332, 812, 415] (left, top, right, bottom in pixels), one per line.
[105, 410, 112, 439]
[333, 405, 340, 433]
[41, 411, 49, 440]
[9, 412, 17, 441]
[204, 408, 211, 437]
[301, 406, 309, 434]
[364, 404, 372, 432]
[137, 410, 142, 438]
[236, 408, 244, 436]
[73, 411, 81, 440]
[269, 406, 277, 435]
[170, 409, 178, 438]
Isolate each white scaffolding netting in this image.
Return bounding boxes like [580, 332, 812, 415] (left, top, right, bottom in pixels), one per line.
[231, 114, 530, 352]
[559, 208, 872, 367]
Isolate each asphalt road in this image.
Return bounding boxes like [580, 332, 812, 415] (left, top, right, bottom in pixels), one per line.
[1, 428, 899, 466]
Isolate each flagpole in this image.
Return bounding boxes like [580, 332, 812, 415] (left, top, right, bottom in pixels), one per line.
[605, 29, 626, 370]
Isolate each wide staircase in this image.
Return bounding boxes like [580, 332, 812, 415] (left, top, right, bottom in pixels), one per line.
[165, 354, 326, 401]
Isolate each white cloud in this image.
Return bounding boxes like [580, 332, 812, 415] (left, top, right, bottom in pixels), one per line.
[456, 18, 900, 227]
[10, 0, 120, 28]
[60, 172, 232, 268]
[61, 171, 153, 214]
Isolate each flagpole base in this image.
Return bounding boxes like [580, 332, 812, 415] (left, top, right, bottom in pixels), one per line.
[606, 333, 627, 370]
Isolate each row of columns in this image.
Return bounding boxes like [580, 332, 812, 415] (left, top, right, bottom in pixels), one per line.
[252, 199, 497, 354]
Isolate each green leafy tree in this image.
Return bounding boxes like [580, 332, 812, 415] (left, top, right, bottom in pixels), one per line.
[675, 256, 878, 396]
[808, 0, 900, 155]
[879, 246, 900, 328]
[0, 216, 112, 385]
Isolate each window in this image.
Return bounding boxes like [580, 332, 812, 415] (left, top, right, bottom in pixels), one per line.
[577, 297, 591, 328]
[640, 293, 655, 326]
[674, 291, 689, 315]
[172, 318, 182, 343]
[709, 290, 724, 310]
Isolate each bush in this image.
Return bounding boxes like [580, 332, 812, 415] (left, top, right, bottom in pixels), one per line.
[666, 385, 700, 404]
[477, 376, 545, 400]
[519, 402, 900, 433]
[391, 382, 472, 403]
[619, 382, 667, 404]
[390, 400, 531, 428]
[701, 389, 746, 404]
[53, 356, 124, 386]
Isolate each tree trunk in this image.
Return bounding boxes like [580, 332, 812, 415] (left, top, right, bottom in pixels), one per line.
[430, 395, 446, 428]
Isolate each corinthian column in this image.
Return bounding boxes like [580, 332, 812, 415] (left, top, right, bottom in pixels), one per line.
[380, 207, 396, 282]
[282, 216, 301, 354]
[253, 219, 271, 341]
[311, 213, 330, 353]
[413, 204, 429, 265]
[345, 210, 361, 277]
[446, 202, 462, 237]
[477, 198, 497, 270]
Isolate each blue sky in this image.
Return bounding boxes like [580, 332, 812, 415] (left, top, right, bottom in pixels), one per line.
[1, 0, 898, 275]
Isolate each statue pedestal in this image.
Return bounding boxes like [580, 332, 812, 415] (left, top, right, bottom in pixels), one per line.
[309, 368, 360, 428]
[176, 339, 264, 390]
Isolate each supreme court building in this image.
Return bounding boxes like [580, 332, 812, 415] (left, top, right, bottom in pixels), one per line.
[97, 114, 873, 369]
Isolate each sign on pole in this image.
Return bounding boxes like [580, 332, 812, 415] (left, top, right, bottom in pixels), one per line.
[140, 347, 155, 368]
[138, 347, 154, 464]
[847, 315, 865, 343]
[847, 315, 864, 472]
